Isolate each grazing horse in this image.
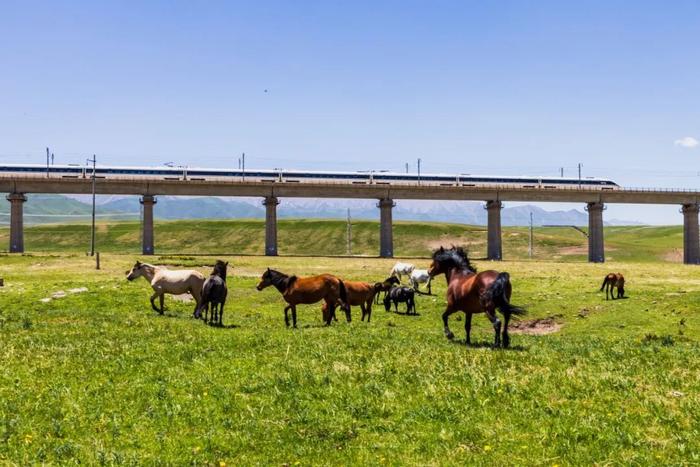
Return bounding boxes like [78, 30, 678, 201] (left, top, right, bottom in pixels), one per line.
[390, 262, 415, 282]
[374, 276, 401, 304]
[256, 268, 350, 327]
[197, 260, 229, 325]
[428, 246, 526, 348]
[384, 286, 416, 314]
[409, 269, 433, 294]
[126, 261, 204, 315]
[600, 273, 625, 300]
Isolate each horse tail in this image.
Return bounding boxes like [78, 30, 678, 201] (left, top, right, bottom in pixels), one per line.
[487, 272, 526, 316]
[600, 275, 609, 291]
[338, 279, 349, 310]
[196, 278, 213, 317]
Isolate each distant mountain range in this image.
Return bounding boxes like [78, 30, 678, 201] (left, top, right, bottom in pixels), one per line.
[0, 194, 644, 226]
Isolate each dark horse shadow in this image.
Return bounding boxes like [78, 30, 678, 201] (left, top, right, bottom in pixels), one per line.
[449, 339, 529, 352]
[390, 310, 422, 317]
[207, 323, 239, 329]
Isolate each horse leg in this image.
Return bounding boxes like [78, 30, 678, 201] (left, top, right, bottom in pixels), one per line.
[442, 307, 457, 340]
[291, 305, 297, 328]
[158, 294, 165, 315]
[366, 301, 372, 323]
[326, 304, 336, 326]
[283, 305, 291, 327]
[150, 292, 160, 313]
[464, 312, 473, 345]
[427, 280, 432, 295]
[219, 301, 224, 326]
[484, 307, 502, 348]
[501, 312, 511, 348]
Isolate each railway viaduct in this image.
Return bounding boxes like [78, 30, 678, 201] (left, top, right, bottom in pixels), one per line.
[2, 175, 699, 264]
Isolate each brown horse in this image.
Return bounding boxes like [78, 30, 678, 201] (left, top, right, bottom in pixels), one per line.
[373, 276, 401, 304]
[600, 273, 625, 300]
[428, 246, 526, 348]
[256, 268, 350, 327]
[324, 281, 381, 323]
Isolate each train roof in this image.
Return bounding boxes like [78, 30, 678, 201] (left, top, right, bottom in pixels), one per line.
[0, 163, 617, 183]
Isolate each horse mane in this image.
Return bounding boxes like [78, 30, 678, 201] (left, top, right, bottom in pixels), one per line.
[212, 260, 228, 280]
[137, 262, 159, 272]
[432, 246, 477, 273]
[267, 269, 296, 292]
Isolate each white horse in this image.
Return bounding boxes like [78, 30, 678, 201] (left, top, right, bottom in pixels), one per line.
[390, 262, 415, 282]
[126, 260, 205, 315]
[409, 269, 433, 294]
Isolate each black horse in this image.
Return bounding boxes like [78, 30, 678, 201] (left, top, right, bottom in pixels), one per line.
[384, 286, 416, 315]
[197, 260, 228, 325]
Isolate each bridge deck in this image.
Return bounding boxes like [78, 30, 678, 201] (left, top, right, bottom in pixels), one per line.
[1, 175, 698, 205]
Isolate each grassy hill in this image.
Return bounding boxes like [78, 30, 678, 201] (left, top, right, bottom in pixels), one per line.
[0, 219, 687, 262]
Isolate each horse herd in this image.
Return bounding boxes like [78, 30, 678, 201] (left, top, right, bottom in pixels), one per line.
[126, 246, 627, 348]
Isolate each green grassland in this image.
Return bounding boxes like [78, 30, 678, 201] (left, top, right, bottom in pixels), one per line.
[1, 249, 699, 464]
[0, 218, 688, 262]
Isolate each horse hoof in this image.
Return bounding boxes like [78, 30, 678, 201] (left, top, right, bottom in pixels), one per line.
[445, 332, 455, 340]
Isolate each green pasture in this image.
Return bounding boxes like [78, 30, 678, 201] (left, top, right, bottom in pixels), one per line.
[1, 250, 699, 465]
[0, 219, 688, 262]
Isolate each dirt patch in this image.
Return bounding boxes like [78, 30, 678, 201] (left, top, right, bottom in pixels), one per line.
[662, 249, 683, 263]
[40, 287, 89, 303]
[510, 316, 562, 335]
[425, 238, 483, 250]
[559, 246, 617, 255]
[558, 246, 587, 255]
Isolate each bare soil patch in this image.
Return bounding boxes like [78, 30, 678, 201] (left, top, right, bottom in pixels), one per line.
[426, 237, 483, 250]
[510, 315, 562, 335]
[662, 249, 683, 263]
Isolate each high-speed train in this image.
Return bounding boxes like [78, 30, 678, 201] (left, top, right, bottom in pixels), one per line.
[0, 164, 620, 189]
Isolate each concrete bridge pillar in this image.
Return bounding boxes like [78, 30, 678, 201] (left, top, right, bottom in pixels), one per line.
[586, 201, 605, 263]
[140, 195, 156, 255]
[485, 200, 503, 260]
[6, 193, 27, 253]
[264, 196, 279, 256]
[378, 198, 394, 258]
[682, 203, 699, 264]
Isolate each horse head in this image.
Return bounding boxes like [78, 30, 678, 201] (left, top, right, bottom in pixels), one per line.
[126, 261, 143, 281]
[213, 260, 229, 279]
[256, 268, 273, 290]
[429, 246, 476, 277]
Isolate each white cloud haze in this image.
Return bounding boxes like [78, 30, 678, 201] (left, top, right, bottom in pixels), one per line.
[674, 136, 699, 148]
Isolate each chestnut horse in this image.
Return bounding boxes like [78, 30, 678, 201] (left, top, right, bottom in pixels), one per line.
[428, 246, 526, 348]
[600, 273, 625, 300]
[256, 268, 350, 327]
[324, 281, 381, 323]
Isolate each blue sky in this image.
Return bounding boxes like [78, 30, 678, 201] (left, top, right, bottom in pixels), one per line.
[1, 1, 698, 223]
